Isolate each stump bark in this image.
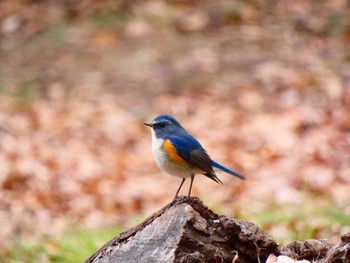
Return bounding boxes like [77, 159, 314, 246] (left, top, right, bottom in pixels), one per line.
[84, 196, 277, 263]
[84, 196, 349, 263]
[279, 233, 350, 263]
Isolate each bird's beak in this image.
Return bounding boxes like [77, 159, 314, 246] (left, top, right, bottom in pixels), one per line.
[144, 122, 153, 127]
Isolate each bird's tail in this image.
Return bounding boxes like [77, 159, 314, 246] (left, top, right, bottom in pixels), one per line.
[211, 160, 246, 180]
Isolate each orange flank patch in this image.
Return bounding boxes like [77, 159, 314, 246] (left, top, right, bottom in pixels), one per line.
[163, 139, 187, 165]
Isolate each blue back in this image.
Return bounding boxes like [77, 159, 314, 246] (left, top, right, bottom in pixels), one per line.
[148, 114, 245, 183]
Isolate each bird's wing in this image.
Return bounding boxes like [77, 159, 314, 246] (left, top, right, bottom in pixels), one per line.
[168, 136, 222, 184]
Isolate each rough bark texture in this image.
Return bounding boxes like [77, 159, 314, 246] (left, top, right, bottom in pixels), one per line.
[84, 197, 350, 263]
[280, 233, 350, 263]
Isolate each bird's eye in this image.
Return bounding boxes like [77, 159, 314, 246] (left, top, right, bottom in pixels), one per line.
[158, 122, 165, 128]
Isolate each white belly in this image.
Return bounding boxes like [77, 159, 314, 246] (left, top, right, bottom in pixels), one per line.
[151, 131, 193, 179]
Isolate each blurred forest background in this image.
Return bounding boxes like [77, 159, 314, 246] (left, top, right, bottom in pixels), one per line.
[1, 0, 350, 262]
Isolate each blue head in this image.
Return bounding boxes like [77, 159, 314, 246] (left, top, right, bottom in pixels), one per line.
[144, 114, 185, 139]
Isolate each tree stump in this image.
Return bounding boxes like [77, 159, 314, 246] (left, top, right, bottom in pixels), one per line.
[84, 196, 349, 263]
[279, 233, 350, 263]
[84, 196, 278, 263]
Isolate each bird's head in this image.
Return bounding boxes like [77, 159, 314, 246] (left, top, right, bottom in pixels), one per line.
[144, 114, 183, 139]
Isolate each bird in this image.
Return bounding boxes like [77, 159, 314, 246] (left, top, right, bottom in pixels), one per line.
[144, 114, 245, 198]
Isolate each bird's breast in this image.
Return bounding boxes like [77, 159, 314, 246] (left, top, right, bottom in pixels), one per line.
[151, 135, 193, 178]
[162, 139, 187, 165]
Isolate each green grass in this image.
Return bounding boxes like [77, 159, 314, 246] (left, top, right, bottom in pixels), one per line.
[15, 85, 39, 106]
[1, 225, 124, 263]
[0, 79, 39, 107]
[90, 10, 129, 29]
[0, 78, 6, 94]
[249, 200, 350, 244]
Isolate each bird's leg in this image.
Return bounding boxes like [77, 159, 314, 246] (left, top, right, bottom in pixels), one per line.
[174, 178, 186, 199]
[188, 175, 195, 197]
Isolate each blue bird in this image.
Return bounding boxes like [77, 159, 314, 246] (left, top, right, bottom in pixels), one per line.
[144, 114, 245, 198]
